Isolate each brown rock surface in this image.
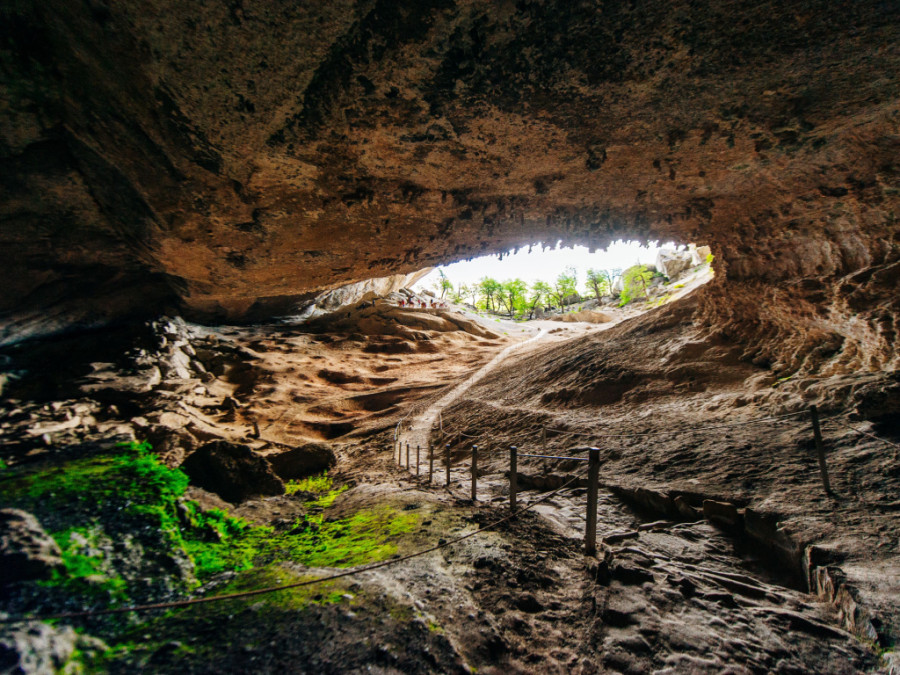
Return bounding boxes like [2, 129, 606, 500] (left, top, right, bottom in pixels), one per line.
[180, 440, 285, 503]
[1, 1, 898, 376]
[266, 442, 336, 481]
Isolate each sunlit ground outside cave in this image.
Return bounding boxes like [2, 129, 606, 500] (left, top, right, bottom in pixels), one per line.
[1, 1, 900, 674]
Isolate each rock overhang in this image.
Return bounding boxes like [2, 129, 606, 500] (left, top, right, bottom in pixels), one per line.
[1, 0, 898, 370]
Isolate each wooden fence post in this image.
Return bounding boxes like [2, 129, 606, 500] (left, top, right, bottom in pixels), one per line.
[406, 442, 410, 470]
[585, 447, 600, 556]
[416, 444, 420, 477]
[429, 442, 434, 484]
[471, 445, 478, 501]
[810, 405, 833, 495]
[509, 446, 518, 513]
[445, 443, 451, 487]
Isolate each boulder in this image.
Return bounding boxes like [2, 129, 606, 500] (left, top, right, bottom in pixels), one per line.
[655, 249, 693, 279]
[181, 441, 285, 503]
[702, 500, 744, 532]
[267, 443, 337, 481]
[551, 310, 612, 324]
[304, 270, 432, 314]
[690, 244, 713, 265]
[0, 509, 64, 584]
[0, 623, 78, 674]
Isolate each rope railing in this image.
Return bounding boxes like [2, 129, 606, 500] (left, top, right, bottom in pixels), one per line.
[824, 418, 900, 451]
[541, 409, 812, 440]
[0, 474, 581, 626]
[20, 404, 891, 626]
[398, 398, 900, 507]
[518, 452, 590, 461]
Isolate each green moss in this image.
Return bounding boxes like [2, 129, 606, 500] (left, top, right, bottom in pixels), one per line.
[284, 471, 349, 507]
[0, 439, 420, 640]
[187, 505, 418, 575]
[305, 485, 348, 509]
[216, 567, 348, 611]
[40, 527, 128, 602]
[0, 441, 187, 514]
[285, 471, 333, 495]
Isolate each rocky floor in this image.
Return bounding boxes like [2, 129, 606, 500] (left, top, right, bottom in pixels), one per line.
[0, 300, 896, 673]
[437, 295, 900, 671]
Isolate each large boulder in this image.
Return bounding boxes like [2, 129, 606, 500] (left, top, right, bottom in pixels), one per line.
[267, 443, 337, 481]
[655, 249, 693, 279]
[299, 270, 433, 318]
[690, 244, 713, 266]
[0, 623, 108, 674]
[0, 509, 64, 584]
[181, 441, 285, 503]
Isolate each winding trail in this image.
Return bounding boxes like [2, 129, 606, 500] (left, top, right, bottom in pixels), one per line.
[398, 327, 547, 461]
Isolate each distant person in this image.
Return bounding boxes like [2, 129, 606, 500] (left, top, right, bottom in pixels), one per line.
[398, 299, 405, 308]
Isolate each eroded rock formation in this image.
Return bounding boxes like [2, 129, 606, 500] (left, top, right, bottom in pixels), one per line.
[2, 0, 899, 374]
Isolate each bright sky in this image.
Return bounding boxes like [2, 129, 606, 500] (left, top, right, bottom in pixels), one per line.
[413, 240, 677, 291]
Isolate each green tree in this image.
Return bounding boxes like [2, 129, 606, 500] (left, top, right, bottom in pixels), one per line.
[550, 267, 578, 311]
[585, 268, 611, 301]
[527, 280, 552, 319]
[497, 279, 528, 318]
[477, 277, 502, 313]
[436, 269, 453, 300]
[619, 264, 654, 306]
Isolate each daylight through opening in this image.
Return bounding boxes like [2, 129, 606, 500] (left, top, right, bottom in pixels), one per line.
[409, 239, 714, 322]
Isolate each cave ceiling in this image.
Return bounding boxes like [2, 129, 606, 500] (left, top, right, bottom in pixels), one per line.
[1, 0, 899, 364]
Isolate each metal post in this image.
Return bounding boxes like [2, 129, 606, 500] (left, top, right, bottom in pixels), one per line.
[445, 443, 451, 487]
[416, 444, 420, 477]
[406, 442, 410, 470]
[510, 446, 518, 513]
[810, 405, 832, 495]
[585, 447, 600, 556]
[429, 442, 434, 484]
[471, 445, 478, 501]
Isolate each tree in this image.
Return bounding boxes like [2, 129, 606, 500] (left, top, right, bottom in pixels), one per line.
[497, 278, 528, 317]
[527, 280, 552, 319]
[451, 283, 468, 304]
[619, 264, 654, 306]
[436, 269, 453, 300]
[477, 277, 502, 313]
[585, 268, 610, 301]
[466, 283, 479, 307]
[550, 267, 578, 310]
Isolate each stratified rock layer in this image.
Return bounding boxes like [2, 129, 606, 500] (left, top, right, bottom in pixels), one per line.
[1, 1, 899, 372]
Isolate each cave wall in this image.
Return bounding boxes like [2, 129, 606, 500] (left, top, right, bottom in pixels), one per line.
[1, 0, 899, 370]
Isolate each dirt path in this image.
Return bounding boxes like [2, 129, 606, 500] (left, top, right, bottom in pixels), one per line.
[398, 328, 548, 461]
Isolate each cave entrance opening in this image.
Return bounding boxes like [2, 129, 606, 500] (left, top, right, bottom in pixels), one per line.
[411, 239, 713, 320]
